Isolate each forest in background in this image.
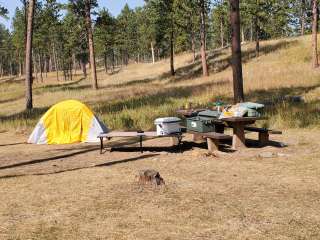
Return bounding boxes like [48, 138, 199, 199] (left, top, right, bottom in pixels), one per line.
[0, 0, 314, 81]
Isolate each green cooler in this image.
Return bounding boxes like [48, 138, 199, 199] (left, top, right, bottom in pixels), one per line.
[186, 110, 224, 133]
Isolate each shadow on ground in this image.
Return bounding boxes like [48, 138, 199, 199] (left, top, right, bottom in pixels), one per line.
[162, 40, 298, 84]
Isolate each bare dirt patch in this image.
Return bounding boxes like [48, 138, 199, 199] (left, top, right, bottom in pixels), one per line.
[0, 129, 320, 239]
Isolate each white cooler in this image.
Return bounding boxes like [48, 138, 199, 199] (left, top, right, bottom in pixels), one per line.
[154, 117, 182, 136]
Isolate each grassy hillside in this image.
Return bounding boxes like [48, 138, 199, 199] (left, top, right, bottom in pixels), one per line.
[0, 35, 320, 132]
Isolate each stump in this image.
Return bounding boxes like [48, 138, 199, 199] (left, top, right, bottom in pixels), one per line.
[138, 169, 165, 186]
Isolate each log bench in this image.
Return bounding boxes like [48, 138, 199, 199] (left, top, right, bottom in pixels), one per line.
[188, 131, 232, 152]
[98, 131, 183, 154]
[244, 126, 282, 146]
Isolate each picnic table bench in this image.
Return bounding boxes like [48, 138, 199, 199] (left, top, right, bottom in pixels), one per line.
[98, 131, 183, 154]
[188, 131, 232, 152]
[243, 126, 282, 146]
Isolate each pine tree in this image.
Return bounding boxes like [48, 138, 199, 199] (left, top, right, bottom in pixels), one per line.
[95, 8, 116, 72]
[0, 5, 8, 18]
[116, 4, 138, 65]
[69, 0, 98, 89]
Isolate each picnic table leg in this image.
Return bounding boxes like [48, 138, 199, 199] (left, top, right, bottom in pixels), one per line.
[100, 137, 103, 154]
[207, 138, 219, 152]
[259, 132, 269, 146]
[139, 136, 143, 153]
[171, 137, 179, 146]
[176, 135, 182, 153]
[232, 123, 246, 150]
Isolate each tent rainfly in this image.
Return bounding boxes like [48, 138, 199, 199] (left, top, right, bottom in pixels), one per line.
[28, 100, 108, 144]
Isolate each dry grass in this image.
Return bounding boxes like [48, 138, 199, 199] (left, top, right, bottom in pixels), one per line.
[0, 129, 320, 239]
[1, 35, 320, 132]
[1, 35, 320, 239]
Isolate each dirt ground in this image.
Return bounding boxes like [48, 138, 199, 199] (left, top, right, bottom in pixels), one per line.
[0, 129, 319, 240]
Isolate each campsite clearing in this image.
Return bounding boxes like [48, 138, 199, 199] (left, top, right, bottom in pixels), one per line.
[0, 129, 319, 239]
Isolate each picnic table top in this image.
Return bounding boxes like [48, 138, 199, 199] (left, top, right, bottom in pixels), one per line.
[176, 109, 207, 117]
[98, 131, 182, 138]
[177, 109, 266, 123]
[220, 117, 266, 123]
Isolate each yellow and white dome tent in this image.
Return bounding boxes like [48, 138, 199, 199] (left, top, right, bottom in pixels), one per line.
[28, 100, 108, 144]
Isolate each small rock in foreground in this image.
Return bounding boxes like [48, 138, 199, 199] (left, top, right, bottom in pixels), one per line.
[259, 152, 277, 158]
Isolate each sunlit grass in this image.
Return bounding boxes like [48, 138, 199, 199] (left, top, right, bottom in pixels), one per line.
[0, 35, 320, 132]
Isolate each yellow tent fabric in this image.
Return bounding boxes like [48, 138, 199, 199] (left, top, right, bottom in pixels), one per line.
[28, 100, 108, 145]
[42, 100, 93, 144]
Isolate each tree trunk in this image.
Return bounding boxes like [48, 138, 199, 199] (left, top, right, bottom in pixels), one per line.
[250, 19, 253, 42]
[301, 0, 306, 36]
[52, 44, 59, 81]
[81, 59, 87, 78]
[220, 17, 224, 48]
[85, 0, 98, 89]
[104, 51, 108, 73]
[25, 0, 35, 110]
[112, 49, 115, 72]
[72, 53, 77, 75]
[241, 27, 245, 43]
[44, 56, 47, 78]
[170, 28, 175, 76]
[230, 0, 244, 103]
[69, 62, 73, 81]
[151, 41, 155, 64]
[191, 31, 196, 63]
[312, 0, 319, 68]
[19, 51, 23, 77]
[200, 0, 209, 77]
[255, 1, 260, 57]
[38, 53, 43, 82]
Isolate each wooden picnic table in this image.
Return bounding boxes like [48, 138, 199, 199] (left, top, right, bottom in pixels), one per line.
[178, 109, 266, 150]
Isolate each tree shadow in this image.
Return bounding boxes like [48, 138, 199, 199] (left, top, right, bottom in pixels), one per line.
[0, 136, 157, 171]
[0, 77, 25, 85]
[35, 78, 88, 92]
[94, 80, 229, 114]
[0, 107, 49, 122]
[100, 77, 157, 89]
[164, 40, 298, 84]
[0, 142, 25, 147]
[109, 141, 193, 153]
[0, 154, 160, 179]
[0, 146, 99, 171]
[0, 95, 25, 104]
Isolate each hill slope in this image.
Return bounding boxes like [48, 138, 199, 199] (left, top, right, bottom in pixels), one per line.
[0, 35, 319, 131]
